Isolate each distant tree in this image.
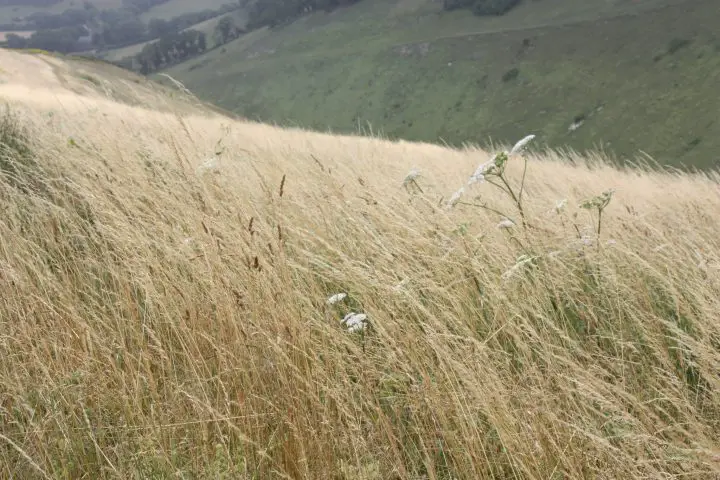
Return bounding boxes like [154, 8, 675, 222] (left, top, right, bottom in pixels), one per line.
[134, 29, 207, 74]
[5, 33, 27, 49]
[25, 7, 96, 29]
[213, 16, 241, 46]
[472, 0, 521, 15]
[25, 26, 85, 53]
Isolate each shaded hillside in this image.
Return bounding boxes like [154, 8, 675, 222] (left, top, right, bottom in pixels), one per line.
[163, 0, 720, 169]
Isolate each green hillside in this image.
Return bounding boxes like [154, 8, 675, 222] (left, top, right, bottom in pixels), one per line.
[161, 0, 720, 169]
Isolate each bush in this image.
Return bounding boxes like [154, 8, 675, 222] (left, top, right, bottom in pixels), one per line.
[502, 67, 519, 82]
[667, 37, 691, 55]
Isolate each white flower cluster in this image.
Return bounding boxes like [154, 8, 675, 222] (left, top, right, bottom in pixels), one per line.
[326, 293, 369, 333]
[341, 313, 368, 333]
[447, 134, 536, 209]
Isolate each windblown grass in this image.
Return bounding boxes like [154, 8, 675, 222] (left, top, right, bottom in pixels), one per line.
[1, 51, 720, 479]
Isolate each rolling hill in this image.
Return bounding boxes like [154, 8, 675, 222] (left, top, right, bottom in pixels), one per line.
[161, 0, 720, 170]
[2, 48, 720, 478]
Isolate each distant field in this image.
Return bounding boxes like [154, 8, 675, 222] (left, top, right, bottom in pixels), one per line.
[140, 0, 238, 21]
[0, 0, 122, 25]
[101, 39, 154, 62]
[163, 0, 720, 170]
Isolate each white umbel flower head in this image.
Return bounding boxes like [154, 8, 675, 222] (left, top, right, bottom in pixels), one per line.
[327, 293, 348, 305]
[403, 168, 420, 185]
[468, 160, 494, 185]
[497, 218, 515, 229]
[509, 134, 535, 156]
[341, 312, 368, 333]
[197, 157, 219, 174]
[447, 187, 464, 208]
[502, 254, 537, 280]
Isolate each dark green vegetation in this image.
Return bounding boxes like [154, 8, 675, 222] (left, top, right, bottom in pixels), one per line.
[157, 0, 720, 170]
[245, 0, 521, 30]
[130, 28, 207, 73]
[443, 0, 522, 16]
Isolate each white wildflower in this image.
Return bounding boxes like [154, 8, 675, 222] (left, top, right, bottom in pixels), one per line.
[606, 239, 617, 245]
[197, 157, 219, 174]
[653, 243, 669, 252]
[467, 173, 484, 185]
[349, 324, 366, 334]
[502, 254, 536, 280]
[403, 168, 420, 186]
[509, 134, 535, 156]
[468, 160, 494, 185]
[497, 218, 515, 229]
[568, 119, 584, 132]
[555, 199, 567, 212]
[327, 293, 348, 305]
[393, 279, 409, 292]
[447, 187, 464, 208]
[341, 312, 368, 333]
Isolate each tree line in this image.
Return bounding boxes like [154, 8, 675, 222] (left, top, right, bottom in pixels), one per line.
[442, 0, 522, 15]
[115, 14, 244, 74]
[132, 29, 207, 74]
[243, 0, 521, 31]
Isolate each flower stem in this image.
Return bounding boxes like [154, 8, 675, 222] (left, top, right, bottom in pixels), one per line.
[499, 174, 526, 227]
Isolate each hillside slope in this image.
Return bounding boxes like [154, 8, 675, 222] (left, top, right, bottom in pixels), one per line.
[2, 49, 720, 478]
[163, 0, 720, 170]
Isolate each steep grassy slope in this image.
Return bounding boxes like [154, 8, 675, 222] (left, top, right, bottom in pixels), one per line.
[2, 49, 720, 478]
[163, 0, 720, 170]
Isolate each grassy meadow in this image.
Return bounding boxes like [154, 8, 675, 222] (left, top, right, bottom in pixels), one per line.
[163, 0, 720, 170]
[1, 49, 720, 478]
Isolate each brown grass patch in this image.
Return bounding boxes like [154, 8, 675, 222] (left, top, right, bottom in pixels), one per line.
[1, 50, 719, 479]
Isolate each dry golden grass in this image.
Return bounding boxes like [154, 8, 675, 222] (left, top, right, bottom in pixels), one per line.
[1, 49, 720, 479]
